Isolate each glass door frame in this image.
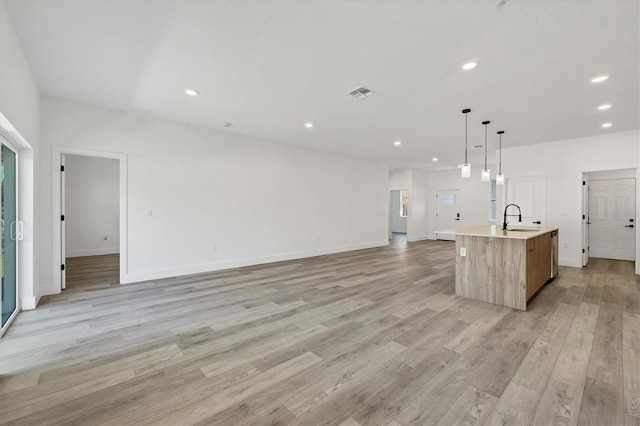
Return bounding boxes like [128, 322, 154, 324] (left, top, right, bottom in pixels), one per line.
[1, 136, 20, 337]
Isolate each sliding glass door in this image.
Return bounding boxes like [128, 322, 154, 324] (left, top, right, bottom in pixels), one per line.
[1, 140, 18, 335]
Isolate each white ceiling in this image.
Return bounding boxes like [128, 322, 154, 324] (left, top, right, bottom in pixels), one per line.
[5, 0, 639, 171]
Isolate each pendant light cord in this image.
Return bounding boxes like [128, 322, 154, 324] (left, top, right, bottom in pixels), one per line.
[482, 120, 490, 169]
[465, 113, 468, 164]
[484, 123, 487, 169]
[499, 132, 502, 174]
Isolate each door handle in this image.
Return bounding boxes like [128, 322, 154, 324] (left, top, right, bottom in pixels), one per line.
[625, 225, 634, 228]
[10, 222, 16, 241]
[454, 218, 460, 221]
[533, 221, 541, 224]
[17, 221, 24, 241]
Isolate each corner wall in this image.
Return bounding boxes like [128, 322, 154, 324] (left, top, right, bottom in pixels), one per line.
[65, 155, 120, 257]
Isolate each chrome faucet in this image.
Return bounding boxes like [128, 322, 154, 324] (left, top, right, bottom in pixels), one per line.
[503, 203, 522, 230]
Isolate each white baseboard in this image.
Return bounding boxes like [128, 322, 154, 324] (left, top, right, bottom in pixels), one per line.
[66, 248, 120, 258]
[21, 295, 40, 310]
[559, 257, 582, 268]
[122, 240, 389, 284]
[407, 235, 431, 242]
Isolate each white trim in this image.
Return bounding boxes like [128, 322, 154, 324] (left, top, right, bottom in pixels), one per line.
[559, 258, 582, 268]
[21, 296, 39, 310]
[66, 248, 120, 258]
[52, 147, 128, 291]
[122, 240, 389, 284]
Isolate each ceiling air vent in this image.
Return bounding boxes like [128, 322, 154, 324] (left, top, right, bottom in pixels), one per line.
[347, 86, 374, 100]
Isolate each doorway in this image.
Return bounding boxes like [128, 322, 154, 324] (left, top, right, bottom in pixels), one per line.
[583, 169, 636, 263]
[435, 189, 460, 241]
[62, 154, 120, 289]
[389, 189, 408, 241]
[52, 148, 128, 291]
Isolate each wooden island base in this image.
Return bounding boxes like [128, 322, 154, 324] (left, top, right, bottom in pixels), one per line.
[455, 226, 558, 311]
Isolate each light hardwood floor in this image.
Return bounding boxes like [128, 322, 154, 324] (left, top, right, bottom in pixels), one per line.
[0, 241, 639, 425]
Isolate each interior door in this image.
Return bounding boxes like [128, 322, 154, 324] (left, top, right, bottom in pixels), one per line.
[436, 189, 460, 241]
[1, 140, 19, 336]
[506, 175, 545, 226]
[582, 175, 590, 266]
[589, 178, 636, 261]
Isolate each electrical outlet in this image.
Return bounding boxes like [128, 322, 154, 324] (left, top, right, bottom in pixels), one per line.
[212, 245, 217, 252]
[146, 208, 153, 217]
[563, 243, 568, 249]
[460, 247, 467, 257]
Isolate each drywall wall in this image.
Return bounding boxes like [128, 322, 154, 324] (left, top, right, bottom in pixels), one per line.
[0, 4, 40, 309]
[499, 130, 639, 267]
[389, 169, 429, 241]
[426, 167, 492, 239]
[64, 155, 120, 257]
[390, 190, 407, 233]
[409, 169, 429, 241]
[39, 97, 389, 293]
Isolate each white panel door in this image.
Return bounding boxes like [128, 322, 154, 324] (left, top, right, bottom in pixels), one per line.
[506, 175, 545, 226]
[436, 190, 460, 241]
[589, 178, 636, 261]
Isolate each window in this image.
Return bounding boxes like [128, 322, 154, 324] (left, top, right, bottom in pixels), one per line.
[400, 189, 408, 217]
[440, 193, 455, 206]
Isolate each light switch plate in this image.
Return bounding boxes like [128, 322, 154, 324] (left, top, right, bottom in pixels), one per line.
[460, 247, 466, 256]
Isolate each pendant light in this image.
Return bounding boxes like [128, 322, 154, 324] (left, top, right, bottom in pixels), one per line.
[496, 130, 505, 185]
[481, 120, 491, 182]
[461, 108, 471, 178]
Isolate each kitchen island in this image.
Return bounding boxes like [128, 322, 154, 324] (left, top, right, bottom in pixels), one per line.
[455, 225, 558, 311]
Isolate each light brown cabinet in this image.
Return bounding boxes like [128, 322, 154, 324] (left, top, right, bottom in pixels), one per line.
[455, 226, 559, 311]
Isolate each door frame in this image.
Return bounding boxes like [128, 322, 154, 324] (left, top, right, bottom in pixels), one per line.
[583, 169, 637, 263]
[582, 173, 590, 266]
[52, 147, 128, 291]
[0, 137, 20, 337]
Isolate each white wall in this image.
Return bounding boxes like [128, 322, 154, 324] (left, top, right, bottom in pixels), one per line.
[390, 190, 407, 233]
[40, 97, 389, 293]
[65, 155, 120, 257]
[389, 169, 429, 241]
[409, 169, 429, 241]
[0, 4, 40, 309]
[426, 168, 492, 239]
[499, 130, 639, 268]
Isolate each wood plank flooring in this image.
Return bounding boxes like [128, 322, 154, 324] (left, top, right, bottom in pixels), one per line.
[1, 242, 639, 425]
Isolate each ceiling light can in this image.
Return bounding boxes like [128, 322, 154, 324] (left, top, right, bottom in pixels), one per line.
[462, 61, 477, 70]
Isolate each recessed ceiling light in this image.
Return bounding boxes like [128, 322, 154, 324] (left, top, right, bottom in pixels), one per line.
[185, 89, 199, 96]
[597, 104, 612, 110]
[394, 141, 402, 146]
[432, 157, 438, 162]
[601, 122, 613, 128]
[304, 122, 313, 128]
[591, 75, 609, 83]
[462, 61, 477, 70]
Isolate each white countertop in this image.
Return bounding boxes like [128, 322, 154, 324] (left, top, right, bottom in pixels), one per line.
[455, 225, 558, 240]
